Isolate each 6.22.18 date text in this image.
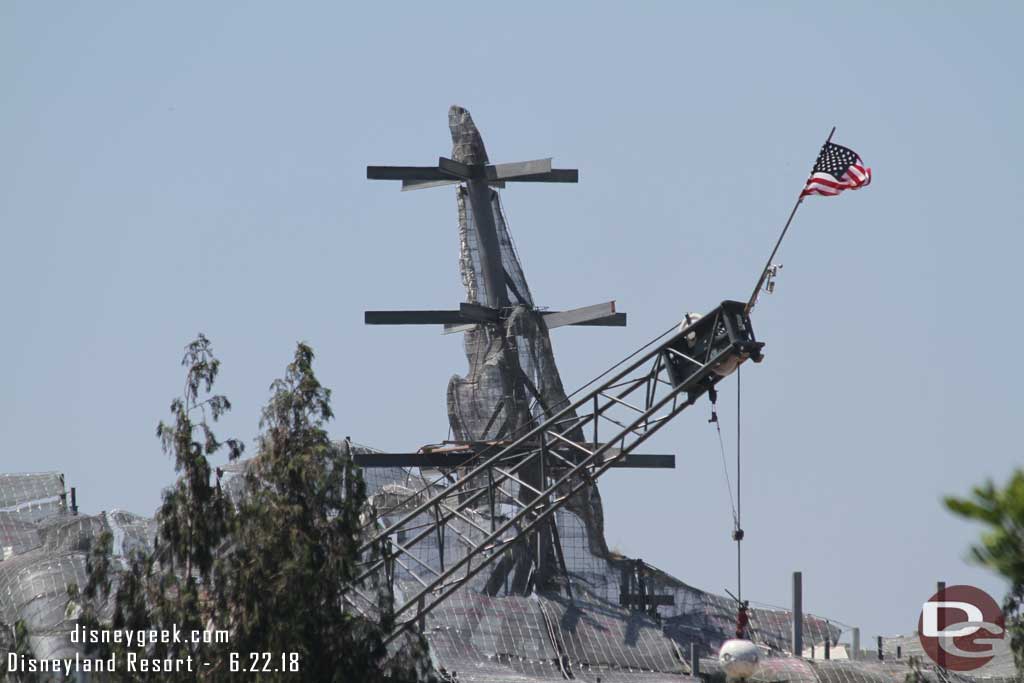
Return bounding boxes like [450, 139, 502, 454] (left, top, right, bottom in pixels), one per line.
[229, 652, 300, 673]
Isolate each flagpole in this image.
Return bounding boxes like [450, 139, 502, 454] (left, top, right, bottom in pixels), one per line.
[744, 126, 835, 314]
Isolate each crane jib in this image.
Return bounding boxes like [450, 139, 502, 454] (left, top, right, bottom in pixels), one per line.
[350, 300, 764, 645]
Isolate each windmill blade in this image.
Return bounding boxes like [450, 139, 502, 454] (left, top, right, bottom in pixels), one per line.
[485, 158, 552, 181]
[442, 323, 477, 335]
[401, 178, 461, 192]
[543, 302, 624, 330]
[502, 169, 579, 183]
[571, 312, 627, 326]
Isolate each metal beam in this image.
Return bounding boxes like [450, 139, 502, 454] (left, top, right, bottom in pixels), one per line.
[365, 306, 624, 328]
[604, 453, 673, 468]
[793, 571, 803, 657]
[366, 166, 452, 181]
[364, 310, 465, 325]
[466, 181, 509, 308]
[353, 451, 676, 468]
[367, 165, 576, 185]
[459, 302, 500, 323]
[438, 156, 474, 179]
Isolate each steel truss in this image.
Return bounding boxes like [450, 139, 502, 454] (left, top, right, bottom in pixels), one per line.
[353, 300, 764, 645]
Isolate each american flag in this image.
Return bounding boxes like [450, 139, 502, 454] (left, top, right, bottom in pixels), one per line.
[802, 141, 871, 197]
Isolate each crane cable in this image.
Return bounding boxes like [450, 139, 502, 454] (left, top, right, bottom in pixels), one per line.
[714, 410, 739, 529]
[736, 365, 743, 604]
[712, 366, 745, 605]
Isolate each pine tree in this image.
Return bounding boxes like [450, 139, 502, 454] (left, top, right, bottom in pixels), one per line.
[216, 342, 430, 682]
[151, 334, 242, 668]
[75, 337, 430, 681]
[74, 334, 242, 681]
[155, 334, 243, 582]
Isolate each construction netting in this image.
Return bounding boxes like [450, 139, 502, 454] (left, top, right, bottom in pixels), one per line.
[446, 105, 578, 446]
[1, 461, 1016, 682]
[0, 472, 158, 666]
[359, 460, 854, 681]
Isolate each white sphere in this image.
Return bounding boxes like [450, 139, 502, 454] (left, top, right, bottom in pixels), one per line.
[719, 639, 760, 680]
[712, 355, 741, 378]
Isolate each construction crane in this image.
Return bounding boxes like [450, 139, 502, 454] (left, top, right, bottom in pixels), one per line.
[353, 301, 763, 645]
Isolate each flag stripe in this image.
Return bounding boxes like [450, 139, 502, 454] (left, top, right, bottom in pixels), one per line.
[802, 167, 871, 196]
[800, 141, 871, 198]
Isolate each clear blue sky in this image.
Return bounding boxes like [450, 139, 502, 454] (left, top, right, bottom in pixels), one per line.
[3, 2, 1021, 641]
